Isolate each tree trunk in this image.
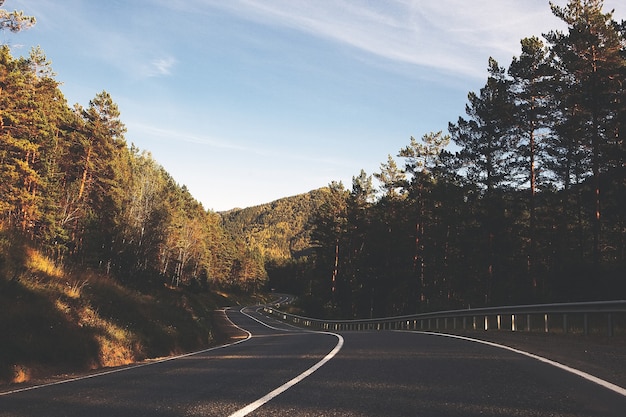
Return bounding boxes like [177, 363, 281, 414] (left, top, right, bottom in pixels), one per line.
[78, 145, 92, 200]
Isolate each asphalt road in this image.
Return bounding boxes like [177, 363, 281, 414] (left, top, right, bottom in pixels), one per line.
[1, 307, 625, 416]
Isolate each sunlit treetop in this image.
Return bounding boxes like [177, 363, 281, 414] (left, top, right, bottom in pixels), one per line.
[0, 0, 35, 33]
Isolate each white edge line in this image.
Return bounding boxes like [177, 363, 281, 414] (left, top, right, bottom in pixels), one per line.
[228, 308, 344, 417]
[0, 308, 252, 397]
[404, 330, 626, 397]
[239, 306, 303, 332]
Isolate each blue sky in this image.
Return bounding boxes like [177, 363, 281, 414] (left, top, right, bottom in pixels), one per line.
[3, 1, 624, 211]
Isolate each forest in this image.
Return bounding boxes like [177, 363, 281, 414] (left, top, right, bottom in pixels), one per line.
[1, 1, 625, 322]
[0, 43, 269, 293]
[267, 0, 626, 319]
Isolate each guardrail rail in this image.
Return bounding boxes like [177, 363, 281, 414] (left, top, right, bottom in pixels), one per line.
[263, 300, 626, 337]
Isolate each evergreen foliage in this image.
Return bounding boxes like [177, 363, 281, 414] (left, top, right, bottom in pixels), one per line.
[0, 44, 262, 291]
[276, 0, 626, 318]
[1, 0, 625, 321]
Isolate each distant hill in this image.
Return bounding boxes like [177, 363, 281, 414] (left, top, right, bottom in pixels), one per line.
[220, 188, 329, 262]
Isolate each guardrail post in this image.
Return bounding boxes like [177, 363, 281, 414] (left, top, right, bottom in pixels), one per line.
[264, 300, 624, 338]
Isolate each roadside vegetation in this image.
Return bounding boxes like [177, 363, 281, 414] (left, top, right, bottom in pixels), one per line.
[0, 228, 261, 384]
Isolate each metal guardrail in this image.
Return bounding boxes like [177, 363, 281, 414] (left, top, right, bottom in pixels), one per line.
[264, 300, 626, 337]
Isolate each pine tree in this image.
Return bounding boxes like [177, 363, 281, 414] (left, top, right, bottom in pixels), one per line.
[0, 46, 66, 237]
[398, 132, 450, 308]
[545, 0, 625, 267]
[449, 58, 515, 304]
[68, 91, 127, 266]
[0, 1, 35, 33]
[311, 182, 349, 313]
[508, 36, 554, 296]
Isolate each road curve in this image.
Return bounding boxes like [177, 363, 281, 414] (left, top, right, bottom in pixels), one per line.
[255, 329, 626, 416]
[0, 308, 341, 417]
[1, 307, 625, 416]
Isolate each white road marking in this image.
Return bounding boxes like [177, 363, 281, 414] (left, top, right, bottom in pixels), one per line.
[227, 308, 344, 417]
[0, 308, 252, 397]
[239, 307, 290, 332]
[408, 330, 626, 397]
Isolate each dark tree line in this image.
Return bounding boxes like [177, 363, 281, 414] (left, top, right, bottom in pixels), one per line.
[288, 0, 626, 318]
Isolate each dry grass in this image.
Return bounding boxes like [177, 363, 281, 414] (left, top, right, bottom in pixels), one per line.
[78, 305, 137, 368]
[11, 366, 30, 384]
[0, 235, 236, 386]
[25, 247, 64, 279]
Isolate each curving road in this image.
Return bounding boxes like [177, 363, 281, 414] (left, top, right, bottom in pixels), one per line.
[1, 306, 625, 416]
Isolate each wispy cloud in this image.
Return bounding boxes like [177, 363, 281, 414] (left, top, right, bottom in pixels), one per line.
[127, 121, 354, 166]
[202, 0, 620, 80]
[128, 122, 249, 151]
[147, 56, 177, 77]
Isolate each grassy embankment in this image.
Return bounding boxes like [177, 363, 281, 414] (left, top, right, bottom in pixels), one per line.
[0, 231, 258, 385]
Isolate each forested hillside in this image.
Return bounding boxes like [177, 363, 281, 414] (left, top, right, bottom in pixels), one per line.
[221, 188, 327, 260]
[0, 43, 268, 292]
[278, 1, 626, 319]
[220, 189, 329, 296]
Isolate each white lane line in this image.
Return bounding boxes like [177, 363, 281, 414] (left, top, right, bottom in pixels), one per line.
[227, 310, 344, 417]
[239, 307, 300, 332]
[406, 330, 626, 397]
[222, 306, 254, 339]
[0, 308, 252, 397]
